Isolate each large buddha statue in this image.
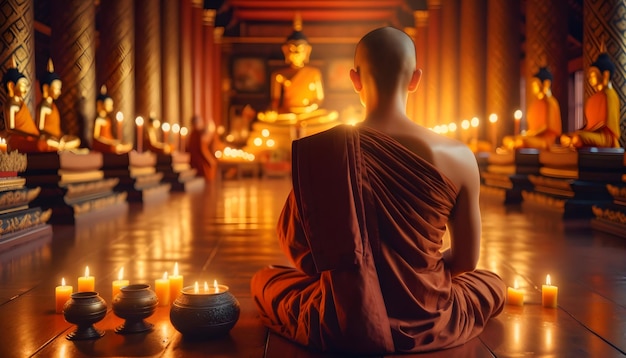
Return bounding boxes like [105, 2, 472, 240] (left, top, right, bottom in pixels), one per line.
[37, 58, 81, 150]
[502, 67, 562, 150]
[257, 15, 337, 127]
[560, 51, 621, 148]
[1, 57, 59, 152]
[92, 85, 132, 154]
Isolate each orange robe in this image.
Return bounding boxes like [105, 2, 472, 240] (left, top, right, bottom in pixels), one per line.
[251, 125, 505, 354]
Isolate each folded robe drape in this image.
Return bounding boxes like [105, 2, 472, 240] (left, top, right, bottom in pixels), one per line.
[251, 125, 505, 354]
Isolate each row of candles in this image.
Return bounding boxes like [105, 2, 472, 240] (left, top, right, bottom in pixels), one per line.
[115, 112, 189, 153]
[507, 274, 558, 308]
[431, 110, 524, 148]
[55, 263, 222, 314]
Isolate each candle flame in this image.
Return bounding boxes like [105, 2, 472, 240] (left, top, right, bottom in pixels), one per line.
[135, 116, 144, 126]
[194, 281, 199, 294]
[173, 262, 179, 276]
[116, 111, 124, 122]
[118, 267, 124, 280]
[61, 277, 66, 286]
[163, 272, 168, 280]
[85, 266, 90, 277]
[214, 279, 218, 293]
[162, 122, 171, 132]
[513, 279, 519, 290]
[514, 109, 523, 120]
[546, 274, 551, 286]
[489, 113, 498, 124]
[204, 281, 209, 292]
[172, 123, 180, 133]
[180, 127, 188, 136]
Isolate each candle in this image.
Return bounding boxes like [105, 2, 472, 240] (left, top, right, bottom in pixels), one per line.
[514, 110, 522, 136]
[155, 272, 170, 306]
[172, 123, 180, 152]
[116, 111, 124, 141]
[470, 117, 479, 142]
[55, 278, 73, 314]
[542, 274, 558, 308]
[77, 266, 95, 292]
[187, 280, 227, 295]
[162, 122, 171, 146]
[180, 127, 188, 152]
[135, 116, 144, 153]
[112, 267, 129, 301]
[0, 138, 7, 153]
[506, 279, 524, 306]
[489, 113, 498, 150]
[169, 262, 183, 302]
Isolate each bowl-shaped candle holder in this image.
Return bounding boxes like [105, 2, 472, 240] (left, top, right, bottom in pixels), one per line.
[62, 292, 107, 340]
[112, 284, 158, 334]
[170, 284, 240, 339]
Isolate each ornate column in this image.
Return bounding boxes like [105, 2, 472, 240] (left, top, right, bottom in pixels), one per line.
[406, 10, 428, 127]
[203, 10, 216, 129]
[0, 0, 36, 129]
[459, 0, 487, 139]
[439, 0, 460, 134]
[161, 0, 180, 123]
[135, 0, 162, 120]
[526, 0, 569, 130]
[191, 0, 204, 122]
[97, 0, 135, 142]
[50, 0, 97, 145]
[213, 28, 224, 128]
[583, 0, 626, 147]
[179, 0, 193, 128]
[425, 0, 442, 129]
[486, 0, 521, 144]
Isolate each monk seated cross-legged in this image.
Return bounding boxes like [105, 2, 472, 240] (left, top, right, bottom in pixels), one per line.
[251, 27, 506, 355]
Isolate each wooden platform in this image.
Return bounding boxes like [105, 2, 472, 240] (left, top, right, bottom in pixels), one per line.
[0, 178, 624, 357]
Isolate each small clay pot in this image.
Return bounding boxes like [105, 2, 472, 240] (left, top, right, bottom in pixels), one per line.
[63, 292, 107, 340]
[112, 283, 157, 334]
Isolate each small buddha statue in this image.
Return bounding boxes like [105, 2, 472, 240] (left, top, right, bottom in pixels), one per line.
[502, 67, 562, 150]
[144, 114, 171, 155]
[37, 58, 81, 150]
[92, 85, 132, 154]
[1, 57, 59, 152]
[560, 51, 621, 148]
[257, 14, 337, 128]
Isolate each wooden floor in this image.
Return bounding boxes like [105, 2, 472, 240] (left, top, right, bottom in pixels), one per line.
[0, 177, 624, 357]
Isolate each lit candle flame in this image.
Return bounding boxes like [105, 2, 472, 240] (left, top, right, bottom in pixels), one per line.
[489, 113, 498, 124]
[116, 112, 123, 122]
[172, 123, 180, 134]
[204, 281, 209, 292]
[163, 272, 168, 280]
[514, 109, 523, 120]
[214, 280, 218, 293]
[85, 266, 90, 277]
[173, 262, 179, 276]
[61, 277, 66, 286]
[194, 281, 199, 294]
[118, 267, 124, 281]
[162, 122, 171, 132]
[180, 127, 188, 136]
[135, 116, 144, 126]
[546, 274, 551, 286]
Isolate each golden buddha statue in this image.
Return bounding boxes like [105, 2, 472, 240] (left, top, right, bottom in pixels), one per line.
[144, 114, 171, 155]
[92, 85, 132, 154]
[1, 57, 59, 152]
[257, 15, 337, 128]
[37, 58, 81, 150]
[502, 67, 562, 150]
[560, 51, 621, 148]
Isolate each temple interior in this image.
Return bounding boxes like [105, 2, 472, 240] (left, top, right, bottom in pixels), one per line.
[0, 0, 625, 357]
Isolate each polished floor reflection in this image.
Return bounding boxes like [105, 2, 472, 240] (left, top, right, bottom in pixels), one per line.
[0, 178, 624, 357]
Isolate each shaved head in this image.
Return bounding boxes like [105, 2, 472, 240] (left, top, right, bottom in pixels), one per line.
[354, 27, 417, 95]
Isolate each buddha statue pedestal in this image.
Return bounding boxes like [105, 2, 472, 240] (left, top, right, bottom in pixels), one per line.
[102, 151, 171, 203]
[480, 149, 541, 204]
[0, 151, 53, 252]
[156, 151, 204, 192]
[521, 148, 624, 219]
[589, 150, 626, 238]
[22, 151, 127, 225]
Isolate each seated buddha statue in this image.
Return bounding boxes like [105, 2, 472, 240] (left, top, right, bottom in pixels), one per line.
[1, 57, 60, 152]
[502, 67, 562, 150]
[257, 16, 337, 128]
[560, 51, 621, 148]
[37, 58, 81, 150]
[144, 114, 171, 155]
[92, 85, 132, 154]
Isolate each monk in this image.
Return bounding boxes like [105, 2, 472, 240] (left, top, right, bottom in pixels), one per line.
[188, 115, 217, 181]
[251, 27, 506, 354]
[37, 58, 81, 150]
[560, 52, 621, 148]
